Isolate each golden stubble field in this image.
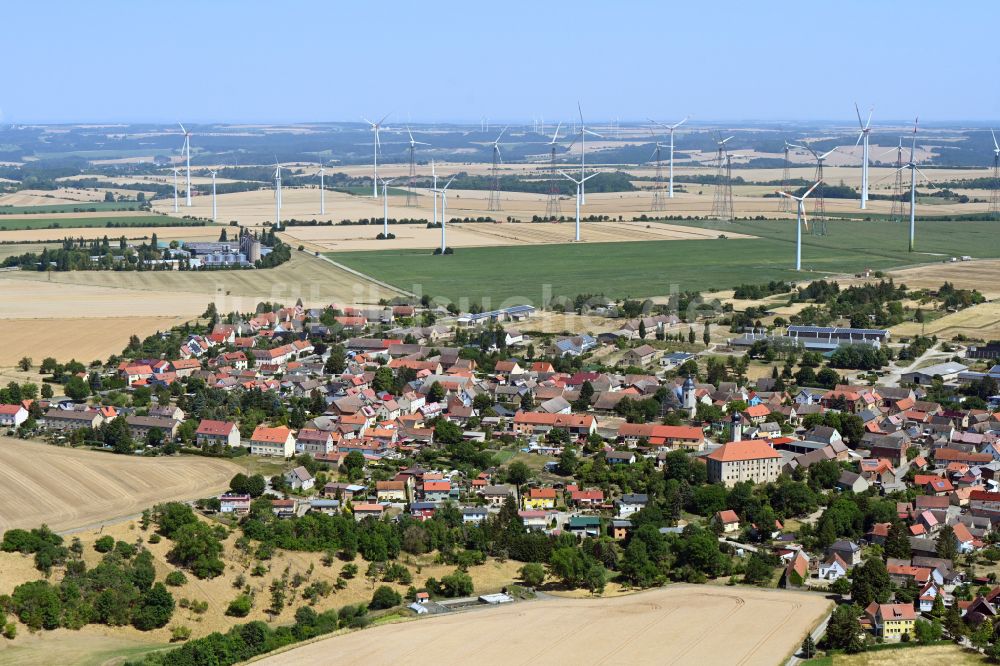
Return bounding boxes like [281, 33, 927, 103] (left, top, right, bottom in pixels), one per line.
[0, 438, 239, 533]
[0, 252, 400, 365]
[258, 584, 831, 666]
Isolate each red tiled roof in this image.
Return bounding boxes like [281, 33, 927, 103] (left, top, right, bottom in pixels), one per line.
[706, 440, 782, 462]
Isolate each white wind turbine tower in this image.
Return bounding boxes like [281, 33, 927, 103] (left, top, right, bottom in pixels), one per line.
[172, 168, 180, 213]
[653, 116, 688, 197]
[380, 177, 398, 238]
[559, 170, 600, 242]
[430, 160, 439, 229]
[775, 180, 822, 271]
[573, 103, 602, 204]
[363, 113, 390, 198]
[855, 103, 873, 209]
[316, 162, 327, 215]
[431, 175, 456, 254]
[209, 169, 218, 221]
[895, 118, 934, 252]
[178, 123, 192, 206]
[273, 162, 283, 226]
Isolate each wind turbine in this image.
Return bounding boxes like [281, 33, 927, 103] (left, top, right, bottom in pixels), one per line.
[273, 162, 283, 226]
[406, 127, 429, 207]
[559, 170, 600, 241]
[379, 178, 398, 238]
[652, 116, 688, 197]
[431, 175, 456, 254]
[363, 113, 390, 198]
[896, 118, 934, 252]
[178, 123, 192, 206]
[430, 160, 439, 229]
[647, 125, 670, 211]
[775, 180, 822, 270]
[855, 103, 873, 209]
[171, 168, 179, 213]
[209, 169, 218, 221]
[990, 129, 1000, 218]
[573, 103, 602, 204]
[316, 162, 327, 215]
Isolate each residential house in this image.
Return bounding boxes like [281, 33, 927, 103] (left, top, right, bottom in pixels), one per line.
[295, 428, 335, 455]
[423, 480, 451, 503]
[250, 425, 296, 458]
[784, 550, 809, 588]
[0, 404, 29, 429]
[219, 494, 251, 515]
[865, 603, 916, 641]
[715, 509, 740, 534]
[616, 493, 649, 518]
[43, 408, 104, 432]
[620, 344, 657, 367]
[567, 515, 602, 537]
[125, 415, 179, 442]
[195, 419, 241, 448]
[352, 503, 385, 521]
[285, 466, 315, 491]
[524, 487, 557, 510]
[819, 553, 849, 582]
[828, 539, 862, 567]
[462, 507, 489, 524]
[481, 484, 515, 507]
[376, 480, 409, 503]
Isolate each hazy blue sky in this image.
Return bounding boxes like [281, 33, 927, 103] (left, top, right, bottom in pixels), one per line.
[5, 0, 997, 124]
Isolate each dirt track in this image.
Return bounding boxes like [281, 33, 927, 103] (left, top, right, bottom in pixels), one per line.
[257, 584, 831, 666]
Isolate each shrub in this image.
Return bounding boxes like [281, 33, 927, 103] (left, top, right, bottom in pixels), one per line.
[165, 571, 187, 587]
[2, 622, 14, 639]
[94, 535, 115, 553]
[170, 625, 191, 642]
[226, 594, 253, 617]
[370, 585, 402, 610]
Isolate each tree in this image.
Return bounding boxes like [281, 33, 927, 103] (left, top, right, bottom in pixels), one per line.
[64, 375, 90, 401]
[557, 446, 578, 476]
[913, 618, 942, 644]
[519, 563, 545, 587]
[884, 521, 911, 559]
[428, 381, 446, 403]
[370, 585, 402, 610]
[343, 450, 366, 479]
[549, 546, 588, 587]
[825, 603, 862, 651]
[325, 345, 346, 375]
[440, 570, 474, 597]
[226, 595, 252, 617]
[584, 562, 607, 595]
[702, 322, 710, 346]
[851, 557, 892, 608]
[41, 383, 53, 399]
[520, 391, 535, 411]
[638, 320, 647, 339]
[688, 327, 696, 344]
[167, 522, 224, 579]
[506, 461, 531, 491]
[800, 634, 816, 659]
[742, 553, 775, 586]
[372, 367, 394, 393]
[936, 524, 957, 560]
[17, 357, 31, 371]
[131, 583, 175, 631]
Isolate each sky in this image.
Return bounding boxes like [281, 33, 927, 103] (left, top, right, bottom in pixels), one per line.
[4, 0, 998, 124]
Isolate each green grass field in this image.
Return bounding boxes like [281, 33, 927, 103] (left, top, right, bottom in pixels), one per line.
[0, 202, 147, 215]
[0, 215, 203, 231]
[326, 219, 1000, 304]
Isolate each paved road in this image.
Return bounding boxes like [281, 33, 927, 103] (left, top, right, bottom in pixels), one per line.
[786, 609, 832, 666]
[877, 342, 953, 387]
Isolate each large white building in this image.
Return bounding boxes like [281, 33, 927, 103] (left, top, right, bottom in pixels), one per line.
[706, 440, 783, 487]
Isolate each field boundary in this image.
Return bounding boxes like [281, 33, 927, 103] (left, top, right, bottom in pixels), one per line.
[317, 253, 414, 297]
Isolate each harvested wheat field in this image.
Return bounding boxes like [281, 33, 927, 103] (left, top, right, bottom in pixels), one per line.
[0, 317, 189, 366]
[0, 223, 222, 243]
[888, 259, 1000, 299]
[893, 301, 1000, 340]
[0, 438, 239, 533]
[259, 584, 831, 666]
[0, 252, 400, 325]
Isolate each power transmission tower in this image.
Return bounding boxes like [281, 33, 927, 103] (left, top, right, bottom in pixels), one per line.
[546, 143, 561, 219]
[650, 129, 667, 212]
[710, 145, 734, 221]
[780, 143, 792, 213]
[811, 158, 827, 236]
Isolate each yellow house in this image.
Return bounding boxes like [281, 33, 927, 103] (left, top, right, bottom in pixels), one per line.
[868, 603, 916, 640]
[524, 487, 557, 510]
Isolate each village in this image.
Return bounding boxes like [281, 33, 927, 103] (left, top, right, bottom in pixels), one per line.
[2, 284, 1000, 662]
